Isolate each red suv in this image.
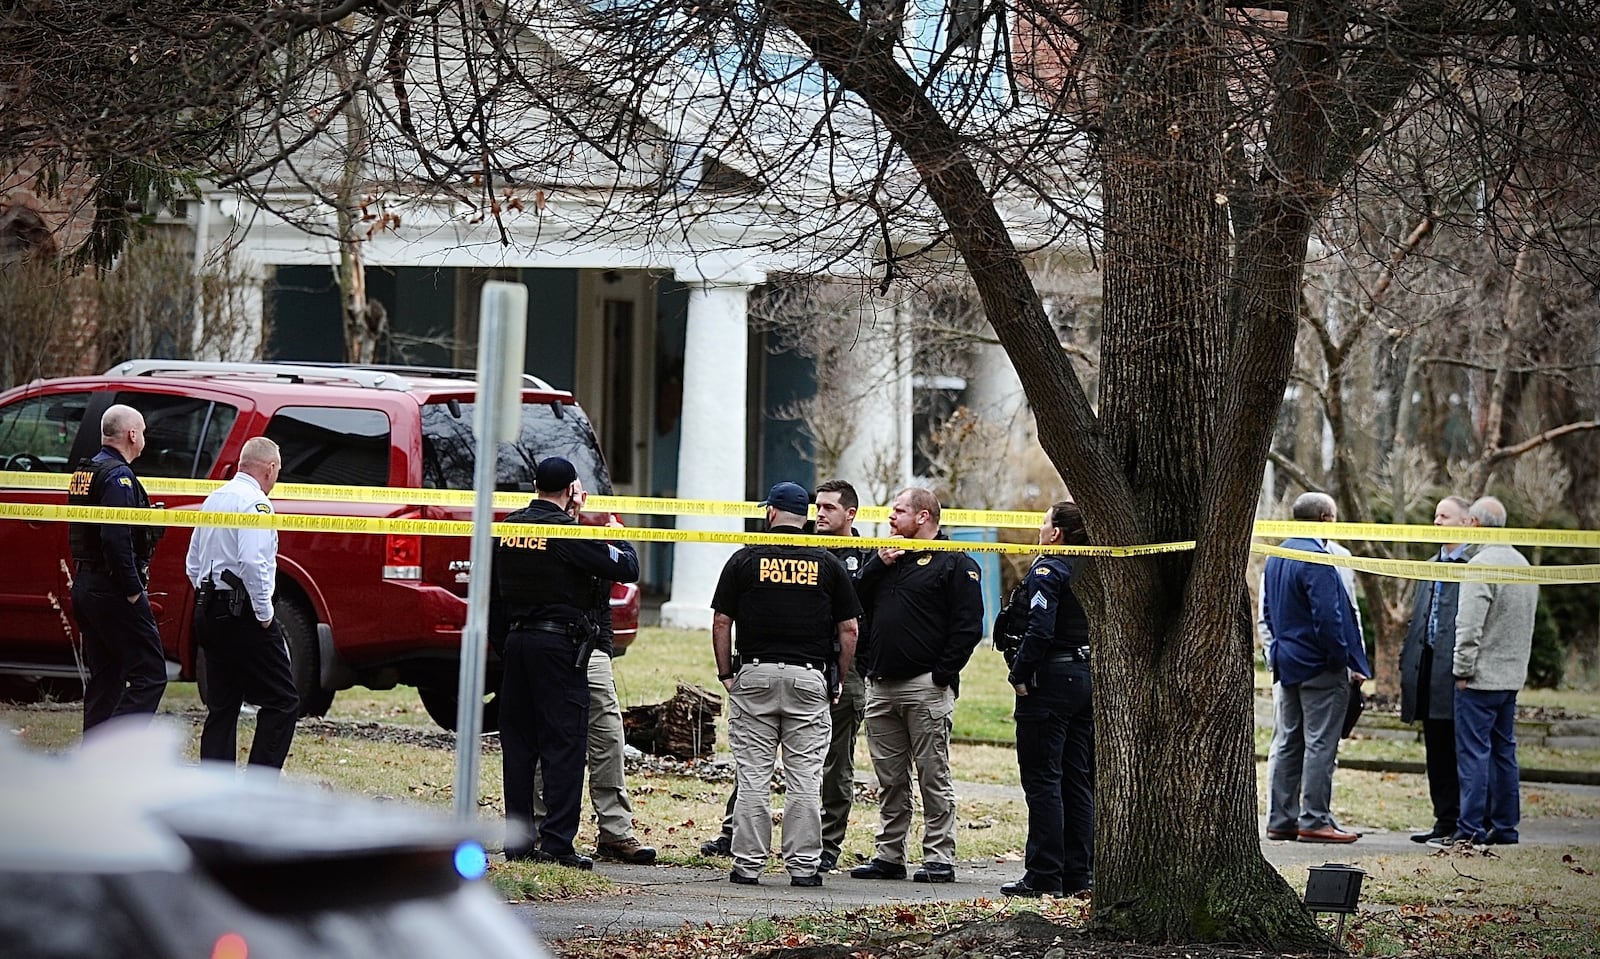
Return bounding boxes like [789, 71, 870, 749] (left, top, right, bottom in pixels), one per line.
[0, 360, 639, 729]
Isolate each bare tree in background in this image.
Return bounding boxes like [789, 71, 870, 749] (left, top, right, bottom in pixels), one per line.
[0, 232, 263, 390]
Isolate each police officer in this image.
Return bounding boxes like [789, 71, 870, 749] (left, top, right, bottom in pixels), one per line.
[529, 586, 657, 865]
[698, 478, 869, 871]
[184, 437, 299, 770]
[68, 403, 166, 732]
[496, 457, 639, 870]
[812, 479, 871, 872]
[712, 482, 860, 887]
[997, 501, 1093, 897]
[850, 487, 983, 884]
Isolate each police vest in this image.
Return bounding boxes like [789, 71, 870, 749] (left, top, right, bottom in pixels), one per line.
[732, 544, 838, 664]
[67, 455, 159, 566]
[493, 506, 602, 617]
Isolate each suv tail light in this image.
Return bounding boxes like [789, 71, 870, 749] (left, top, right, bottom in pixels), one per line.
[384, 511, 423, 580]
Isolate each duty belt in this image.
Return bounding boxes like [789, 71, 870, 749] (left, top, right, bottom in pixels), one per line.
[742, 656, 824, 672]
[508, 618, 579, 636]
[1046, 646, 1091, 664]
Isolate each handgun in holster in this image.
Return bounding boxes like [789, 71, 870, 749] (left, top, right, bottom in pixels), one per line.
[219, 569, 248, 617]
[572, 616, 599, 670]
[826, 635, 842, 699]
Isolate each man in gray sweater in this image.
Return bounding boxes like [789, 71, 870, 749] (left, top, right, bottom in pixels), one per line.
[1438, 496, 1539, 848]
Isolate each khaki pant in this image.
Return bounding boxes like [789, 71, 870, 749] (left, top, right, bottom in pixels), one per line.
[531, 652, 638, 842]
[821, 664, 866, 858]
[728, 662, 831, 878]
[864, 672, 957, 865]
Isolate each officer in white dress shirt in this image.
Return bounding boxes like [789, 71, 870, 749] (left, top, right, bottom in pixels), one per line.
[184, 436, 299, 770]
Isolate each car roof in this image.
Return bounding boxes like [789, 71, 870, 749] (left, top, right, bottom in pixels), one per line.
[86, 360, 578, 405]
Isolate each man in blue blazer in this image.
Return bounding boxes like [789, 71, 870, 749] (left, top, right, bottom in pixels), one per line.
[1261, 492, 1372, 843]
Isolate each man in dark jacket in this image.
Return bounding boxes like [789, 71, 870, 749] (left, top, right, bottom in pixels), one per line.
[1398, 495, 1473, 843]
[495, 457, 639, 870]
[850, 487, 984, 884]
[68, 403, 166, 732]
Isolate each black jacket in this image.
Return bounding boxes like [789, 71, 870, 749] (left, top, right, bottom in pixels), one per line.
[67, 447, 159, 595]
[857, 542, 984, 691]
[491, 499, 639, 651]
[1006, 555, 1088, 688]
[1398, 552, 1467, 723]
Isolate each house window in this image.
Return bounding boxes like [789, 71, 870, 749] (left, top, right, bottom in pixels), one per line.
[911, 373, 967, 478]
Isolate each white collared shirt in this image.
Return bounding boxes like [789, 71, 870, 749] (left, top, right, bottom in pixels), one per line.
[184, 473, 278, 622]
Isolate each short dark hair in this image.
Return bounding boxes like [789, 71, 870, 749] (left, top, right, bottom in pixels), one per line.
[814, 478, 858, 512]
[1048, 501, 1087, 545]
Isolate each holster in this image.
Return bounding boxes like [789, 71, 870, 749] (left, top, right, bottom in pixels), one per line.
[219, 569, 248, 617]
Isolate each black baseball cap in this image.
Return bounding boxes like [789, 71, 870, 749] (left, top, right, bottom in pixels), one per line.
[535, 457, 578, 492]
[759, 481, 811, 516]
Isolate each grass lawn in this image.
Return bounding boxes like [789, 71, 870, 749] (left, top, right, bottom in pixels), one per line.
[8, 625, 1599, 921]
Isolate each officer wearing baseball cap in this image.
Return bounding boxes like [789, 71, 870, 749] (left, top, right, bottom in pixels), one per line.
[711, 482, 860, 887]
[495, 456, 639, 869]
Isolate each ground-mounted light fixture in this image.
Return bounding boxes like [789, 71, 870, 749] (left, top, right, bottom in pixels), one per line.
[1304, 862, 1365, 947]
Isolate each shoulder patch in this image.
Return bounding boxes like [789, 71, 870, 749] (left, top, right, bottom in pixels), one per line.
[118, 476, 133, 488]
[254, 502, 273, 514]
[967, 570, 980, 582]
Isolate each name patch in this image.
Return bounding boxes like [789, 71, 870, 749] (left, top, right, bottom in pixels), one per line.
[759, 557, 819, 586]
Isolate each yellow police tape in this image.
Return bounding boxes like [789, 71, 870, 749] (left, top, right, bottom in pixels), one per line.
[4, 470, 1598, 582]
[0, 502, 1182, 557]
[0, 470, 1041, 526]
[1251, 543, 1600, 586]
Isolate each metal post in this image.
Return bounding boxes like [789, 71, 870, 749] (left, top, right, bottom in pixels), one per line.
[453, 281, 527, 822]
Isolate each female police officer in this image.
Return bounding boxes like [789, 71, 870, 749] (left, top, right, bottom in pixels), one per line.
[997, 501, 1093, 898]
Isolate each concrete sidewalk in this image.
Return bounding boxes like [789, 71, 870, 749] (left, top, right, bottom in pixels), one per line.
[516, 804, 1600, 941]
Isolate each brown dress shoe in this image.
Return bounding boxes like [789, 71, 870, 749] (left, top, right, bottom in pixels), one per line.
[1265, 829, 1298, 841]
[596, 836, 658, 864]
[1297, 826, 1359, 843]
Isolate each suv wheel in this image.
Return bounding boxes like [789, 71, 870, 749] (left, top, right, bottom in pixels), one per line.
[277, 597, 335, 718]
[416, 682, 500, 733]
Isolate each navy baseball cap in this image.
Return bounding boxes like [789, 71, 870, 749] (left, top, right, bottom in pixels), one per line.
[535, 457, 579, 492]
[760, 482, 811, 516]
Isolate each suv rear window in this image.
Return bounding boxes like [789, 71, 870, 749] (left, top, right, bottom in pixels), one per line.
[267, 407, 391, 487]
[420, 401, 611, 493]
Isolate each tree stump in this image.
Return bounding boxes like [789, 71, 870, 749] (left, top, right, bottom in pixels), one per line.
[623, 682, 722, 758]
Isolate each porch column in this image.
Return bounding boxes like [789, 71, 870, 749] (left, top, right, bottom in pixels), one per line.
[658, 276, 754, 630]
[835, 293, 914, 518]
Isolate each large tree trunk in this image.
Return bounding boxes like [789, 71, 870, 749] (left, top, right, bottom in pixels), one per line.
[1083, 1, 1320, 943]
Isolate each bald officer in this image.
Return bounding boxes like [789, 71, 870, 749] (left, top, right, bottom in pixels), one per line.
[69, 403, 167, 731]
[712, 482, 860, 887]
[185, 436, 299, 770]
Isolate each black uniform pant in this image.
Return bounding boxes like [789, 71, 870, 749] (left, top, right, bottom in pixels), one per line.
[73, 572, 166, 732]
[1415, 645, 1462, 832]
[195, 601, 299, 770]
[501, 627, 589, 858]
[1014, 657, 1094, 892]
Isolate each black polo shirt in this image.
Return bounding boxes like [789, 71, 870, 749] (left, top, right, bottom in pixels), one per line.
[711, 526, 862, 665]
